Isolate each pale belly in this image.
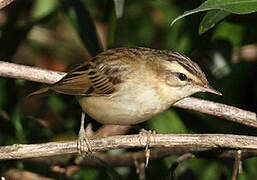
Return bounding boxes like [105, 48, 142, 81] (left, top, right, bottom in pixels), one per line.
[77, 86, 170, 125]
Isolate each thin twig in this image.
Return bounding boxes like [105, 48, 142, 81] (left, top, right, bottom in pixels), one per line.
[0, 61, 256, 128]
[168, 153, 195, 179]
[232, 150, 242, 180]
[1, 134, 257, 160]
[135, 160, 146, 180]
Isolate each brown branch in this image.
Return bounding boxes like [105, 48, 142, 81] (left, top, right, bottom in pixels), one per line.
[173, 97, 257, 128]
[1, 134, 257, 160]
[0, 61, 65, 84]
[25, 148, 257, 169]
[4, 169, 55, 180]
[0, 0, 15, 9]
[24, 149, 257, 178]
[232, 150, 242, 180]
[168, 152, 195, 178]
[0, 61, 256, 128]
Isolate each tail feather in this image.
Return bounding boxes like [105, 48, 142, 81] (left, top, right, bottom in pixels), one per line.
[27, 87, 50, 98]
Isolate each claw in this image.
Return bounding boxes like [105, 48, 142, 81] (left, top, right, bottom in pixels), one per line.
[77, 112, 92, 155]
[139, 129, 156, 167]
[77, 129, 92, 155]
[145, 149, 150, 167]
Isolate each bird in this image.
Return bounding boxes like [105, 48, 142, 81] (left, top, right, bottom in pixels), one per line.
[30, 47, 222, 154]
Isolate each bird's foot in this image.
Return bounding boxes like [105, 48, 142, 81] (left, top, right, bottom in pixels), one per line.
[139, 129, 156, 167]
[77, 128, 92, 155]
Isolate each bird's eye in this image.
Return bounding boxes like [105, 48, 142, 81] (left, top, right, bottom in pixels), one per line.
[178, 73, 187, 81]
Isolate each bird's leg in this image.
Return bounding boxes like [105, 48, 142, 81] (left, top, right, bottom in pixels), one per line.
[139, 129, 156, 167]
[77, 112, 92, 155]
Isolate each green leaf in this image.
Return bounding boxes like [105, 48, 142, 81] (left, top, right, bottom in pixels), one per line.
[31, 0, 58, 20]
[60, 0, 103, 57]
[147, 109, 187, 134]
[199, 10, 231, 34]
[113, 0, 125, 19]
[171, 0, 257, 27]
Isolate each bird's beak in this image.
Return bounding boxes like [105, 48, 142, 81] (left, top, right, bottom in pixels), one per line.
[201, 84, 222, 96]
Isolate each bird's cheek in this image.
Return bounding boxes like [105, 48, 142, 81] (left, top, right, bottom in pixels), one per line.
[166, 77, 185, 87]
[181, 85, 201, 97]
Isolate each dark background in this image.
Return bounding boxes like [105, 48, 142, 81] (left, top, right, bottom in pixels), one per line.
[0, 0, 257, 179]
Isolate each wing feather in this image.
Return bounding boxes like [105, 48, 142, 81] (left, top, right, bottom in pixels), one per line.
[51, 48, 135, 96]
[51, 61, 115, 96]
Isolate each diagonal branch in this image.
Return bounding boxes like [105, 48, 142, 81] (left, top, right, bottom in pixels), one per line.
[173, 97, 257, 128]
[1, 134, 257, 160]
[0, 0, 15, 9]
[0, 61, 65, 84]
[0, 61, 256, 128]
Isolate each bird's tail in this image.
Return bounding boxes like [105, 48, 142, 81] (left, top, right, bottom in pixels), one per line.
[27, 87, 50, 98]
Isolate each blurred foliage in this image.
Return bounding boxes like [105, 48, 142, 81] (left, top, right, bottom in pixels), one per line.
[0, 0, 257, 179]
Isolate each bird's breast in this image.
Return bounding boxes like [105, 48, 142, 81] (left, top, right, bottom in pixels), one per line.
[78, 82, 170, 125]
